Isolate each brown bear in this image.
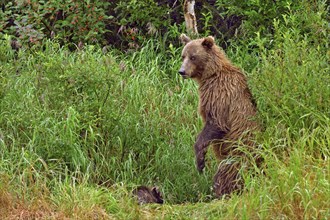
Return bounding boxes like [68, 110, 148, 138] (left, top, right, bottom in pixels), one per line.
[132, 186, 164, 205]
[179, 34, 259, 197]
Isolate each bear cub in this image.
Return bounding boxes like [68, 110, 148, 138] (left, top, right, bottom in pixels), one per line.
[132, 186, 164, 205]
[179, 34, 259, 197]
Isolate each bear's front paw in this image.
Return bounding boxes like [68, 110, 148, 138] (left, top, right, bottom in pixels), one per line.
[196, 156, 205, 173]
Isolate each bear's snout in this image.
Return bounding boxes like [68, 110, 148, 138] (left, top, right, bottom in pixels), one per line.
[179, 67, 188, 78]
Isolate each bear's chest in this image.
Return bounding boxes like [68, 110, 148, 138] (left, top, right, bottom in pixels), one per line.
[198, 103, 206, 122]
[198, 99, 210, 123]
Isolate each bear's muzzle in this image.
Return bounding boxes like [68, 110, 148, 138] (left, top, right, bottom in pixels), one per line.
[179, 67, 189, 79]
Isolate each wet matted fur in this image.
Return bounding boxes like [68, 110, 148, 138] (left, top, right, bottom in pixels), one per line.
[179, 34, 259, 197]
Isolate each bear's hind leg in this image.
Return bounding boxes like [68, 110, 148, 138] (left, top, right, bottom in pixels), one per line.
[213, 158, 243, 198]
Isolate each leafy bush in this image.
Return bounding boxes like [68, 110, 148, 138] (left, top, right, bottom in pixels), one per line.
[1, 0, 329, 51]
[0, 0, 111, 47]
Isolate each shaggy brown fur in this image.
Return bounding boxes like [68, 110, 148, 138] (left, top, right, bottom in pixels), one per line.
[132, 186, 164, 205]
[179, 34, 259, 197]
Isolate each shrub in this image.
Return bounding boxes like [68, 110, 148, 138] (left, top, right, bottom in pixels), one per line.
[0, 0, 111, 47]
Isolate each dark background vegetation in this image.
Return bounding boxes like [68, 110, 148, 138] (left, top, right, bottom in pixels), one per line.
[1, 0, 328, 50]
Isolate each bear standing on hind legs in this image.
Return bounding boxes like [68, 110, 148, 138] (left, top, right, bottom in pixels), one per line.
[178, 34, 259, 197]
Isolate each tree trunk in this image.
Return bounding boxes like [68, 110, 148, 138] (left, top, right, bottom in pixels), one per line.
[183, 0, 198, 36]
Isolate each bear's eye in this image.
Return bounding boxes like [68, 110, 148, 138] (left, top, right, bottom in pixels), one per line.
[182, 55, 185, 60]
[190, 56, 196, 61]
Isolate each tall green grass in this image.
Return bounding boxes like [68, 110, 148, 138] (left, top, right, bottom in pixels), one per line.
[0, 37, 216, 204]
[0, 3, 329, 218]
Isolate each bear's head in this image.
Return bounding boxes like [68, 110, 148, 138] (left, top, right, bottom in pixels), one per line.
[179, 34, 216, 81]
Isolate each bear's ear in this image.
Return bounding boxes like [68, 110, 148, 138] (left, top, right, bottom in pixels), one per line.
[151, 187, 163, 203]
[180, 33, 191, 45]
[202, 36, 214, 49]
[151, 187, 160, 196]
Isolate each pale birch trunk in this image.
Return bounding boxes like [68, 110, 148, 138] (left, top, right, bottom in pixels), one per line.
[183, 0, 198, 35]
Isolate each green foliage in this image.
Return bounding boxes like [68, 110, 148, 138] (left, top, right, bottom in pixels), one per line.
[194, 0, 329, 49]
[112, 0, 183, 49]
[216, 0, 297, 38]
[115, 0, 171, 29]
[0, 0, 184, 49]
[0, 0, 329, 51]
[0, 0, 111, 46]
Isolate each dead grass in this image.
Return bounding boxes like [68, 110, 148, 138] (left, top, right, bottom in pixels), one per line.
[0, 189, 111, 220]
